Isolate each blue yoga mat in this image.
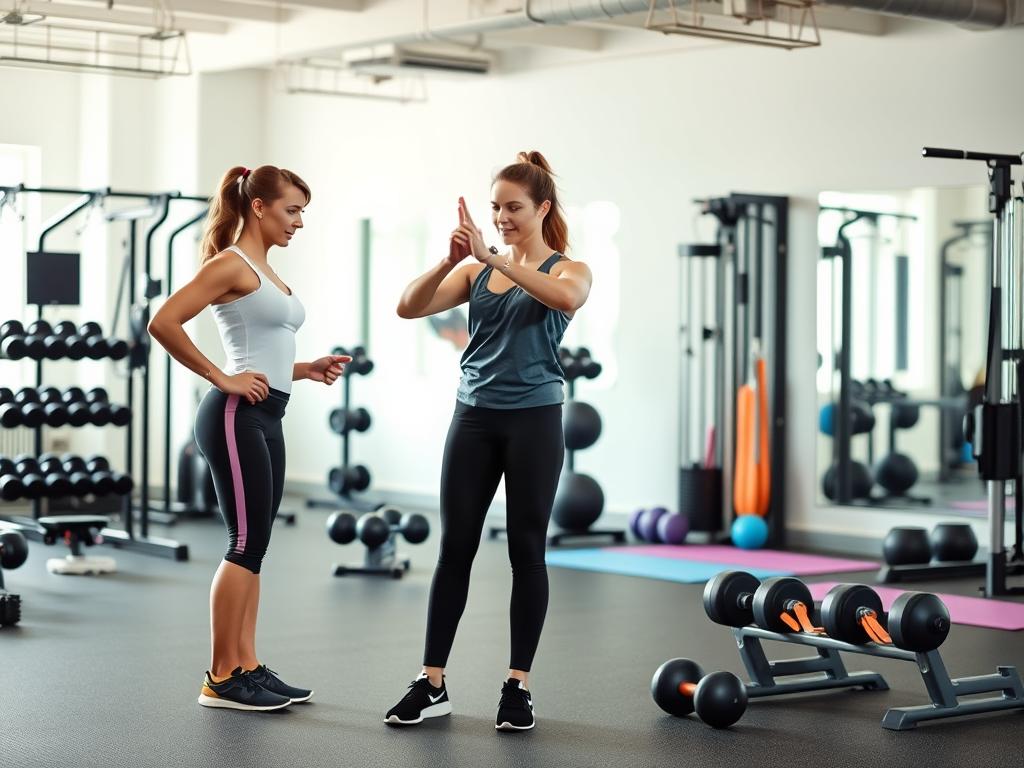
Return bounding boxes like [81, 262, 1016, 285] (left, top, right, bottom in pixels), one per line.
[545, 549, 789, 583]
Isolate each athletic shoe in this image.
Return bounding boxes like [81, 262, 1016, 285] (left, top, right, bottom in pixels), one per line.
[384, 674, 452, 725]
[198, 667, 292, 711]
[495, 678, 534, 731]
[246, 664, 314, 703]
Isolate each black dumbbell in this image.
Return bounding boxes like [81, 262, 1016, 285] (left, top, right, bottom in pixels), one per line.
[351, 346, 374, 376]
[13, 388, 45, 429]
[328, 464, 371, 495]
[84, 456, 131, 495]
[821, 584, 891, 645]
[26, 320, 68, 360]
[0, 457, 24, 501]
[377, 506, 430, 544]
[35, 387, 69, 428]
[887, 592, 950, 652]
[558, 347, 582, 380]
[0, 320, 28, 360]
[59, 456, 95, 496]
[86, 388, 130, 427]
[650, 658, 747, 728]
[0, 530, 29, 570]
[703, 570, 761, 627]
[60, 387, 91, 427]
[79, 322, 110, 359]
[575, 347, 603, 379]
[329, 407, 372, 435]
[53, 320, 87, 360]
[326, 511, 357, 544]
[355, 512, 390, 549]
[12, 457, 45, 500]
[0, 387, 21, 428]
[752, 577, 821, 634]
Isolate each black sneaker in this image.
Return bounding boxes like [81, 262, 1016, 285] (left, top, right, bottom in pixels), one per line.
[246, 664, 314, 703]
[384, 674, 452, 725]
[496, 678, 534, 731]
[198, 667, 292, 711]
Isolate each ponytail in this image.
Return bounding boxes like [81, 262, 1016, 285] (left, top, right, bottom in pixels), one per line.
[495, 150, 568, 254]
[199, 165, 311, 265]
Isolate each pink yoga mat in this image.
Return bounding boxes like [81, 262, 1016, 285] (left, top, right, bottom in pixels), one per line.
[619, 545, 878, 575]
[807, 581, 1024, 631]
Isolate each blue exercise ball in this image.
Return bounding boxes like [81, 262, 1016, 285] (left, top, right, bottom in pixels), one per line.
[819, 403, 835, 436]
[732, 515, 768, 550]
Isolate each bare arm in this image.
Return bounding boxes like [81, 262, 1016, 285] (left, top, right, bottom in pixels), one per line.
[396, 260, 480, 319]
[491, 258, 592, 314]
[148, 253, 269, 404]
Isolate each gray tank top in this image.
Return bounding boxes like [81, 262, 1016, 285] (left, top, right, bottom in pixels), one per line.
[209, 245, 305, 394]
[456, 252, 571, 409]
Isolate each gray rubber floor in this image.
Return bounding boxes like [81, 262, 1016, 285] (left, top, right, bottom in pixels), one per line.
[2, 502, 1023, 768]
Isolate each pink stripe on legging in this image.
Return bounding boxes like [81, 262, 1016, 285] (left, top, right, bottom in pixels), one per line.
[224, 395, 247, 552]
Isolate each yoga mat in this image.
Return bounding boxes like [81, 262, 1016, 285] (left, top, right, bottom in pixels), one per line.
[619, 545, 878, 575]
[807, 581, 1024, 631]
[545, 550, 787, 583]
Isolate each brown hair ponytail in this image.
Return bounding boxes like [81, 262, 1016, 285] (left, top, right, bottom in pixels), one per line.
[199, 165, 311, 264]
[495, 150, 569, 254]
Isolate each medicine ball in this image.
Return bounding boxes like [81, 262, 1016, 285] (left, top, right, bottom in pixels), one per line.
[552, 472, 604, 531]
[563, 401, 602, 451]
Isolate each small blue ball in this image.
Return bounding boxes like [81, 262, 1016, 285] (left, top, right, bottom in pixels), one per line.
[732, 515, 769, 550]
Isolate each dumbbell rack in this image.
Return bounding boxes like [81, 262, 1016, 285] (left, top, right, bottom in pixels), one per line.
[333, 537, 410, 579]
[0, 185, 198, 561]
[307, 346, 377, 514]
[728, 624, 1024, 730]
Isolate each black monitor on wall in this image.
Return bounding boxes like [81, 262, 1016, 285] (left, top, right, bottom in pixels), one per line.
[26, 251, 81, 306]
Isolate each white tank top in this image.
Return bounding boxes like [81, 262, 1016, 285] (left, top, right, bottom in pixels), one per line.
[209, 245, 306, 394]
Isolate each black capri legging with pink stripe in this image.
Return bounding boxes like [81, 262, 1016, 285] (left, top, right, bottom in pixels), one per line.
[194, 387, 289, 574]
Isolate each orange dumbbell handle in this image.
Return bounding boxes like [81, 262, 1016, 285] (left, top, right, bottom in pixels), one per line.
[678, 682, 698, 696]
[778, 601, 825, 634]
[860, 609, 892, 645]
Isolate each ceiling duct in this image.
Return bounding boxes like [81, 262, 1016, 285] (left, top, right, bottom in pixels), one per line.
[342, 43, 493, 77]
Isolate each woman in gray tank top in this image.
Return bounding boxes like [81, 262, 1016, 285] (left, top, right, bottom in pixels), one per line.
[386, 151, 593, 732]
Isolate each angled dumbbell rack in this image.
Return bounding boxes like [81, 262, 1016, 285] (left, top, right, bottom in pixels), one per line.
[729, 624, 1024, 730]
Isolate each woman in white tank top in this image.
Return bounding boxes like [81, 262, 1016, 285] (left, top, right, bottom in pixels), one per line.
[149, 165, 349, 712]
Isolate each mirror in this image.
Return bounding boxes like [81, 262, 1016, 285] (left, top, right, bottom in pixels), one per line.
[816, 186, 990, 513]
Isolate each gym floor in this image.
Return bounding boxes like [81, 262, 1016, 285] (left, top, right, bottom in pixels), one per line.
[2, 503, 1023, 768]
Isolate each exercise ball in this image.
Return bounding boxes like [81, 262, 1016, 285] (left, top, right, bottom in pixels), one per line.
[882, 526, 931, 566]
[657, 512, 689, 545]
[552, 472, 604, 531]
[822, 461, 873, 500]
[931, 523, 978, 562]
[819, 403, 835, 436]
[638, 507, 669, 542]
[731, 515, 768, 550]
[875, 453, 918, 495]
[563, 401, 602, 451]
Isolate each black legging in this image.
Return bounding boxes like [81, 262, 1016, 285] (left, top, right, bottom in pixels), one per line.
[194, 387, 288, 574]
[423, 401, 564, 672]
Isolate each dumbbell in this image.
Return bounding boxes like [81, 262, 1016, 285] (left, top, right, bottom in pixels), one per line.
[63, 456, 112, 496]
[52, 321, 87, 360]
[820, 584, 950, 652]
[650, 658, 747, 728]
[355, 512, 390, 549]
[558, 347, 582, 380]
[574, 347, 602, 379]
[378, 506, 430, 544]
[59, 456, 96, 496]
[78, 322, 111, 359]
[703, 571, 821, 634]
[11, 456, 45, 500]
[329, 407, 372, 434]
[85, 455, 132, 495]
[0, 320, 28, 360]
[333, 345, 375, 376]
[0, 530, 29, 570]
[12, 388, 45, 429]
[25, 320, 68, 360]
[326, 511, 358, 544]
[35, 387, 69, 428]
[0, 388, 21, 428]
[328, 464, 371, 496]
[59, 387, 91, 427]
[0, 458, 25, 501]
[85, 388, 130, 427]
[38, 456, 85, 497]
